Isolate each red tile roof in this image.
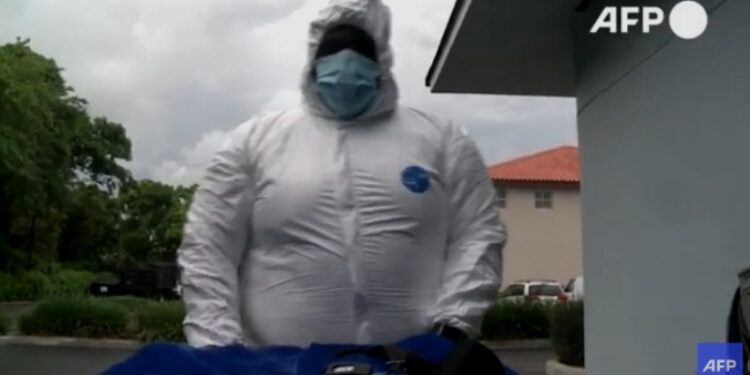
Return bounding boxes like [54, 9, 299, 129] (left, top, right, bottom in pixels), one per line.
[488, 146, 580, 183]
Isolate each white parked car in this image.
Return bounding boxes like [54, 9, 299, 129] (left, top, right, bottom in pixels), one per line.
[500, 280, 569, 303]
[564, 276, 584, 301]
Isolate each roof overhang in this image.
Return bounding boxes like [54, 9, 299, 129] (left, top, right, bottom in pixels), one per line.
[426, 0, 579, 97]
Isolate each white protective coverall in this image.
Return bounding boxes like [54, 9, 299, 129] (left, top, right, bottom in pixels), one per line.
[178, 0, 507, 348]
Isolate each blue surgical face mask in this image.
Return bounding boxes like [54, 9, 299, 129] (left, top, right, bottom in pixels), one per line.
[314, 49, 380, 120]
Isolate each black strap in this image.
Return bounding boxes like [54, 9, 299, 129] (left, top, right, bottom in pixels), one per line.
[739, 289, 750, 375]
[335, 340, 506, 375]
[728, 288, 742, 343]
[335, 345, 433, 375]
[434, 339, 506, 375]
[727, 288, 749, 375]
[432, 323, 470, 344]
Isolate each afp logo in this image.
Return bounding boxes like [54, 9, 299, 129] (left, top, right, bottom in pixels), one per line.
[697, 343, 744, 374]
[589, 0, 708, 40]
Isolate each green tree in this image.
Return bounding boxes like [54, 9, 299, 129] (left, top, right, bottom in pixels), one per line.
[105, 181, 195, 270]
[57, 114, 132, 270]
[0, 39, 203, 276]
[0, 39, 132, 272]
[72, 116, 133, 192]
[0, 39, 76, 270]
[57, 184, 121, 269]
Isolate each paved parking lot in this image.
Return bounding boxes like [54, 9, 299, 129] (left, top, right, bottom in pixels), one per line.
[0, 344, 133, 375]
[497, 348, 553, 375]
[0, 303, 35, 334]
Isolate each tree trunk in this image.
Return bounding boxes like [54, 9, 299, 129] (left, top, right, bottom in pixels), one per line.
[26, 214, 37, 269]
[0, 194, 9, 272]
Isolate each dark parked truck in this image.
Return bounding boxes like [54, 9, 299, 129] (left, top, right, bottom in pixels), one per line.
[89, 273, 124, 296]
[90, 262, 180, 299]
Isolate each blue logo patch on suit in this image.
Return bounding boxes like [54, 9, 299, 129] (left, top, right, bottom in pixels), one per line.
[401, 166, 431, 194]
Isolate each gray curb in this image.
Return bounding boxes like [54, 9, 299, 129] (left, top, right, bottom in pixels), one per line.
[482, 339, 553, 351]
[0, 335, 143, 350]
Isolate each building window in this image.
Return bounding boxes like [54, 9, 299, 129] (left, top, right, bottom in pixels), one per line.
[535, 190, 553, 209]
[497, 189, 507, 208]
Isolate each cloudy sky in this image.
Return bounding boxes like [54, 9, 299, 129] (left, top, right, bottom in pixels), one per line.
[1, 0, 577, 186]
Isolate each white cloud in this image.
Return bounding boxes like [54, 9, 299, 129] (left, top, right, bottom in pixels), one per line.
[1, 0, 576, 185]
[183, 130, 229, 167]
[152, 129, 231, 185]
[151, 161, 191, 186]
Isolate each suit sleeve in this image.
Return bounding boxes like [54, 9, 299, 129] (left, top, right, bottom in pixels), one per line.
[177, 121, 255, 347]
[430, 124, 508, 337]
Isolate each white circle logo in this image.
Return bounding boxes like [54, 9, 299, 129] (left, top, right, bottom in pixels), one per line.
[669, 1, 708, 39]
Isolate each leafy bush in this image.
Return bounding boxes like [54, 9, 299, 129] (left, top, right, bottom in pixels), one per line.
[105, 296, 154, 315]
[0, 313, 10, 335]
[482, 300, 551, 341]
[0, 272, 51, 301]
[549, 301, 584, 367]
[0, 273, 17, 301]
[46, 270, 96, 298]
[19, 297, 131, 339]
[134, 301, 186, 342]
[0, 269, 97, 301]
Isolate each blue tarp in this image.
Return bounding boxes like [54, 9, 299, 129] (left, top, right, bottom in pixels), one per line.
[102, 334, 519, 375]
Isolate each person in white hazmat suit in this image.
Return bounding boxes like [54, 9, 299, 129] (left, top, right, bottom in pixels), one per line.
[177, 0, 507, 348]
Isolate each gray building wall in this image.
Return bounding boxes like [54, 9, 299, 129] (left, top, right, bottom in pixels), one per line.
[575, 1, 750, 374]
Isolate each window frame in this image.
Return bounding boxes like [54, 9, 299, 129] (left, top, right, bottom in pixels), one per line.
[497, 189, 507, 208]
[534, 190, 554, 209]
[529, 283, 564, 297]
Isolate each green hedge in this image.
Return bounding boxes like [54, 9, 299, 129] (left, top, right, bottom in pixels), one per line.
[134, 301, 186, 342]
[549, 301, 584, 367]
[0, 269, 96, 302]
[481, 300, 551, 341]
[18, 297, 186, 342]
[0, 272, 51, 301]
[106, 296, 156, 315]
[46, 270, 96, 298]
[19, 298, 130, 339]
[0, 313, 10, 335]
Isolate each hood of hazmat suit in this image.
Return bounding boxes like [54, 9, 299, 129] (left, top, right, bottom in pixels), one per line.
[178, 0, 507, 348]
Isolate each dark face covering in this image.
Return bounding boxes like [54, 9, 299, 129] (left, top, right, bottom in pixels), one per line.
[315, 24, 377, 62]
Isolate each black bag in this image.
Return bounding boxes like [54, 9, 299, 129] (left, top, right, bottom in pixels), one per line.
[333, 339, 506, 375]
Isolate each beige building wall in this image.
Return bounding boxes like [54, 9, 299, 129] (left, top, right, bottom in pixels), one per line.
[496, 183, 582, 287]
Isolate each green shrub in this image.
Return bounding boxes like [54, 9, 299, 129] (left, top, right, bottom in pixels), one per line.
[0, 273, 13, 301]
[549, 301, 584, 367]
[105, 296, 154, 315]
[46, 270, 96, 298]
[19, 297, 131, 339]
[0, 313, 10, 335]
[0, 268, 98, 301]
[481, 300, 551, 341]
[134, 301, 186, 342]
[0, 272, 51, 302]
